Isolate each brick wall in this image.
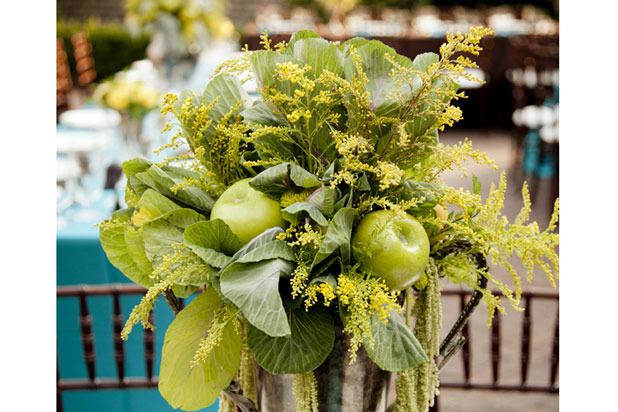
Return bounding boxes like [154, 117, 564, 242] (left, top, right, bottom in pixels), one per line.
[57, 0, 286, 26]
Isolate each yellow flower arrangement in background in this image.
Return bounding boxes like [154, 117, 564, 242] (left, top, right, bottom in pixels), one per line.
[125, 0, 234, 52]
[93, 77, 160, 118]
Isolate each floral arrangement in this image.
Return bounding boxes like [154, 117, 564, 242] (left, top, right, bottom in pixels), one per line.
[93, 76, 160, 119]
[98, 27, 559, 412]
[125, 0, 235, 54]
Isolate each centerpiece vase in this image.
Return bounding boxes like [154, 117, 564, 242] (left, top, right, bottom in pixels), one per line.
[252, 258, 488, 412]
[146, 16, 200, 89]
[255, 318, 390, 412]
[119, 112, 147, 157]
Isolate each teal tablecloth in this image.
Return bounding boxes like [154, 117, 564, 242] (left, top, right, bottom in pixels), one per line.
[57, 195, 218, 412]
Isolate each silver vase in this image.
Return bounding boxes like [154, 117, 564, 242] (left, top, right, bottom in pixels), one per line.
[255, 320, 391, 412]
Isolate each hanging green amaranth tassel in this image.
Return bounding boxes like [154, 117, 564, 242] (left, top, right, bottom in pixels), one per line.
[292, 372, 319, 412]
[394, 258, 442, 412]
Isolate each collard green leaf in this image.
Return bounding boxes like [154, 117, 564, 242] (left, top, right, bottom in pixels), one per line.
[235, 239, 295, 264]
[249, 50, 300, 94]
[364, 310, 428, 372]
[124, 225, 153, 276]
[99, 208, 154, 288]
[122, 158, 152, 178]
[159, 289, 241, 411]
[220, 259, 293, 337]
[345, 41, 417, 117]
[141, 208, 206, 262]
[135, 165, 215, 213]
[289, 37, 345, 78]
[281, 202, 329, 226]
[247, 306, 335, 374]
[128, 175, 149, 199]
[398, 180, 443, 211]
[309, 274, 338, 291]
[241, 100, 287, 126]
[307, 185, 337, 216]
[285, 30, 321, 55]
[183, 219, 244, 268]
[249, 162, 320, 199]
[312, 207, 359, 267]
[341, 37, 371, 53]
[231, 227, 286, 261]
[411, 52, 439, 73]
[131, 189, 181, 227]
[201, 74, 249, 132]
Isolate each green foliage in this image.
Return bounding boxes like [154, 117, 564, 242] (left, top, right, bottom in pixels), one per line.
[159, 289, 241, 411]
[98, 27, 559, 412]
[247, 306, 335, 374]
[364, 309, 428, 371]
[220, 258, 294, 337]
[57, 20, 149, 82]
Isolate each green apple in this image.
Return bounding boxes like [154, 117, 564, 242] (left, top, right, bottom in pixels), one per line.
[210, 178, 286, 244]
[352, 209, 430, 291]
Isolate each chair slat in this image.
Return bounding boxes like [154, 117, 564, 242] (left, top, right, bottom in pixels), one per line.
[550, 307, 559, 388]
[57, 358, 63, 412]
[460, 294, 471, 384]
[112, 291, 125, 381]
[78, 292, 96, 382]
[491, 312, 501, 384]
[520, 295, 532, 385]
[144, 312, 155, 381]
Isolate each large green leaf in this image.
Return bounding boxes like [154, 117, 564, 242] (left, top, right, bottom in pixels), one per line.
[124, 225, 153, 276]
[173, 74, 249, 151]
[220, 259, 293, 337]
[364, 310, 428, 372]
[398, 180, 443, 211]
[285, 30, 321, 55]
[135, 165, 215, 213]
[183, 219, 244, 269]
[312, 207, 359, 267]
[249, 50, 301, 94]
[288, 37, 345, 78]
[235, 239, 295, 264]
[411, 52, 439, 73]
[159, 289, 241, 411]
[99, 208, 153, 288]
[141, 208, 206, 262]
[201, 73, 249, 133]
[281, 202, 329, 226]
[122, 157, 152, 177]
[346, 41, 417, 117]
[231, 227, 285, 260]
[131, 189, 181, 227]
[307, 185, 337, 217]
[241, 100, 286, 126]
[249, 162, 320, 199]
[247, 306, 335, 374]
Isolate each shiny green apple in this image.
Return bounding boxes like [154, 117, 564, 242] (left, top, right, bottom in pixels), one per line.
[210, 178, 286, 244]
[352, 209, 430, 291]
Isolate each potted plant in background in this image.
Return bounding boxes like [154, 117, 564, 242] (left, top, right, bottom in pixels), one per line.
[125, 0, 235, 86]
[98, 27, 559, 412]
